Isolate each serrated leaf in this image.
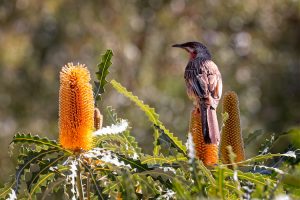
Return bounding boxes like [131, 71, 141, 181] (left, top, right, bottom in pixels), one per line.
[110, 80, 159, 123]
[14, 149, 61, 194]
[110, 80, 187, 156]
[223, 168, 276, 186]
[95, 126, 142, 158]
[30, 166, 69, 198]
[12, 133, 71, 154]
[133, 174, 161, 198]
[105, 106, 142, 155]
[0, 181, 15, 199]
[155, 124, 186, 156]
[215, 167, 226, 199]
[96, 134, 129, 147]
[115, 153, 149, 172]
[94, 49, 113, 102]
[138, 169, 176, 182]
[244, 130, 264, 146]
[30, 173, 55, 196]
[28, 154, 67, 195]
[223, 152, 297, 166]
[105, 106, 120, 124]
[81, 162, 107, 200]
[101, 142, 138, 159]
[102, 181, 121, 195]
[138, 168, 188, 189]
[118, 172, 138, 199]
[197, 161, 216, 186]
[140, 154, 187, 166]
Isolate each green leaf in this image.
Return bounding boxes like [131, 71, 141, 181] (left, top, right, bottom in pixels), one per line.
[115, 153, 150, 172]
[222, 151, 297, 166]
[94, 49, 113, 102]
[140, 154, 187, 166]
[110, 80, 159, 123]
[138, 169, 176, 182]
[96, 134, 129, 148]
[101, 141, 139, 159]
[244, 129, 264, 146]
[12, 133, 71, 154]
[155, 124, 186, 156]
[14, 148, 61, 194]
[105, 106, 119, 124]
[28, 154, 67, 195]
[0, 181, 15, 199]
[221, 112, 229, 129]
[133, 174, 161, 198]
[223, 168, 276, 187]
[119, 171, 138, 200]
[81, 162, 107, 200]
[110, 80, 187, 155]
[102, 106, 142, 155]
[216, 167, 226, 199]
[138, 168, 188, 188]
[197, 161, 216, 186]
[30, 173, 55, 196]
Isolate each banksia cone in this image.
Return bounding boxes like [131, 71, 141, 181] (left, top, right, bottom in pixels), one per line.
[94, 108, 103, 130]
[59, 63, 94, 151]
[220, 91, 245, 164]
[190, 108, 218, 166]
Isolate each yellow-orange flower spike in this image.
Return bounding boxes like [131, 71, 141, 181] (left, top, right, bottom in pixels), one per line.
[190, 108, 218, 166]
[204, 144, 218, 166]
[59, 63, 94, 151]
[220, 91, 245, 164]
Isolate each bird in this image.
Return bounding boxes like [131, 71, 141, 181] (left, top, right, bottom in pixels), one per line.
[172, 41, 222, 144]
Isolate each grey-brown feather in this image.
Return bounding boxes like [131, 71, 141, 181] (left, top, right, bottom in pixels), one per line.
[184, 59, 222, 144]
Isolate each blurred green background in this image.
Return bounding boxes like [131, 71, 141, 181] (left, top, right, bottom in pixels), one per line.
[0, 0, 300, 185]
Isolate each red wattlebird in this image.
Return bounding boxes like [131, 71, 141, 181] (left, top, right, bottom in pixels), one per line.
[172, 42, 222, 144]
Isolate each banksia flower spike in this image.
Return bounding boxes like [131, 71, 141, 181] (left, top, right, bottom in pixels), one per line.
[59, 63, 94, 151]
[220, 91, 245, 164]
[189, 108, 218, 166]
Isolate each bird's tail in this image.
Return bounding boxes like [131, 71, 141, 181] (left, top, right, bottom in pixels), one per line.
[200, 105, 220, 145]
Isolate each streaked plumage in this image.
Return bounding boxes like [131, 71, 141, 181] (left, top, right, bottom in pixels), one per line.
[173, 42, 222, 144]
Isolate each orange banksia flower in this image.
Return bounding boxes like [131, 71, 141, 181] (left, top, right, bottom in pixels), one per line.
[220, 91, 245, 164]
[59, 63, 94, 151]
[190, 108, 218, 166]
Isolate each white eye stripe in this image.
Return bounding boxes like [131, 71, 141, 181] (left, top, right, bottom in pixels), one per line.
[184, 47, 194, 53]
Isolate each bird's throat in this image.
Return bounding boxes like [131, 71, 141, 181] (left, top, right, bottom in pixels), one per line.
[190, 52, 197, 59]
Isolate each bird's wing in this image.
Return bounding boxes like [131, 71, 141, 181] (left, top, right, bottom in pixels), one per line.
[204, 61, 222, 108]
[185, 60, 222, 108]
[185, 61, 207, 99]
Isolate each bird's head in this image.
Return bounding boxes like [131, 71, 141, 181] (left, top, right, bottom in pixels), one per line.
[172, 41, 211, 60]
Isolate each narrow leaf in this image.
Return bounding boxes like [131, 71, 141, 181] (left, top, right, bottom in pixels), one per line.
[222, 151, 297, 166]
[110, 80, 186, 155]
[94, 49, 113, 102]
[14, 149, 60, 194]
[12, 133, 71, 154]
[28, 155, 67, 193]
[141, 154, 187, 166]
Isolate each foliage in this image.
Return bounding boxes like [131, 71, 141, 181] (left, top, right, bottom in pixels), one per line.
[1, 51, 299, 199]
[94, 49, 113, 103]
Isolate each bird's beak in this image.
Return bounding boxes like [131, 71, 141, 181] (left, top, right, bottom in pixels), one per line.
[172, 44, 183, 48]
[172, 43, 193, 53]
